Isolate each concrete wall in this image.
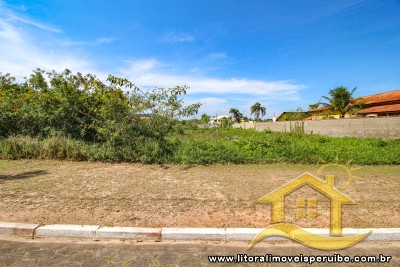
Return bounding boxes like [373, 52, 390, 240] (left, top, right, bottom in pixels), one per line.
[233, 117, 400, 139]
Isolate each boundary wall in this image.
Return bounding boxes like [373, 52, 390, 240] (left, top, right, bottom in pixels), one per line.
[233, 117, 400, 139]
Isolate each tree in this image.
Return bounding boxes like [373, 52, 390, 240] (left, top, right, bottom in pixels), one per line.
[200, 113, 210, 127]
[322, 86, 357, 118]
[279, 107, 309, 121]
[229, 108, 243, 123]
[220, 117, 232, 127]
[308, 102, 320, 110]
[250, 102, 266, 121]
[308, 98, 322, 110]
[0, 69, 202, 162]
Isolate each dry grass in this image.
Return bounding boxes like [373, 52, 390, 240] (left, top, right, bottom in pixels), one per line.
[0, 160, 398, 228]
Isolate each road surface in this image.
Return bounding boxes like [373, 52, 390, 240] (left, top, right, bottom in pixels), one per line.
[0, 236, 399, 266]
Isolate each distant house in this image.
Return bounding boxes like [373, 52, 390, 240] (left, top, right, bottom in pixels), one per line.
[308, 106, 340, 120]
[309, 90, 400, 120]
[209, 115, 230, 127]
[356, 90, 400, 117]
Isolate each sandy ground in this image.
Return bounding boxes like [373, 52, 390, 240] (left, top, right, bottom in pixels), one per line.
[0, 160, 399, 228]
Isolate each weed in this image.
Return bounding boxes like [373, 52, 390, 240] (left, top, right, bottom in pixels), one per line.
[1, 127, 399, 164]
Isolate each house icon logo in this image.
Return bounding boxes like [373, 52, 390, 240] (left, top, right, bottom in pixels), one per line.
[248, 172, 371, 250]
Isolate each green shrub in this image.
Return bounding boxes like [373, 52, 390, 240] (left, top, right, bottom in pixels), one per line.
[171, 128, 400, 165]
[0, 135, 41, 159]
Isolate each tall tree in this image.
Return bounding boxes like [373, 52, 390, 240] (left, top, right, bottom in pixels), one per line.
[322, 86, 357, 118]
[250, 102, 266, 121]
[200, 113, 210, 127]
[229, 108, 243, 123]
[308, 102, 320, 110]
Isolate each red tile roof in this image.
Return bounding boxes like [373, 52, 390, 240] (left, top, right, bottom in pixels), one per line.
[303, 115, 313, 121]
[308, 105, 330, 112]
[357, 103, 400, 114]
[359, 90, 400, 105]
[308, 90, 400, 113]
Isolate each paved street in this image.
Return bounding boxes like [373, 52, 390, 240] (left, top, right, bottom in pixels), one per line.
[0, 236, 399, 267]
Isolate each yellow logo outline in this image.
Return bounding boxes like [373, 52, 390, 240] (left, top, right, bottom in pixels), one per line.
[248, 172, 371, 250]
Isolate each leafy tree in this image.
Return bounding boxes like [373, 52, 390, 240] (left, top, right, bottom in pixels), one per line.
[0, 69, 201, 162]
[308, 102, 320, 110]
[220, 117, 232, 127]
[242, 116, 250, 122]
[347, 98, 366, 116]
[322, 86, 357, 118]
[308, 98, 322, 110]
[250, 102, 266, 121]
[279, 107, 310, 121]
[229, 108, 243, 123]
[200, 113, 210, 127]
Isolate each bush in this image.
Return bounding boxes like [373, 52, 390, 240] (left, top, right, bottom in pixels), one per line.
[0, 135, 41, 159]
[0, 69, 201, 163]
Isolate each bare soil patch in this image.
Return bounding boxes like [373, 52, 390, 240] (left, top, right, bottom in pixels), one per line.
[0, 160, 398, 228]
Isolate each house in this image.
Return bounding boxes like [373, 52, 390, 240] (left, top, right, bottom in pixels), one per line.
[208, 115, 230, 127]
[308, 105, 340, 120]
[356, 90, 400, 117]
[309, 90, 400, 120]
[257, 173, 356, 236]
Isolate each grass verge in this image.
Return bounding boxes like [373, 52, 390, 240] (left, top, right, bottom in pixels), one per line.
[1, 127, 399, 164]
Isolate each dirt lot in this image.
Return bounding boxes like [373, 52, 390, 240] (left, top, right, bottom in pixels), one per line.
[0, 160, 399, 228]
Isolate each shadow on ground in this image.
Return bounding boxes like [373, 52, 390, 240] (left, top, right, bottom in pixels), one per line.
[0, 170, 48, 181]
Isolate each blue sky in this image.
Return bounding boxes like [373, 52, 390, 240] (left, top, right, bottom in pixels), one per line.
[1, 0, 399, 118]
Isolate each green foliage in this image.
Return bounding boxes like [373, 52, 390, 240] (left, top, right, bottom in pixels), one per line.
[0, 135, 86, 160]
[1, 128, 399, 164]
[322, 86, 357, 118]
[347, 98, 366, 116]
[320, 109, 337, 119]
[278, 108, 310, 121]
[229, 108, 243, 123]
[220, 117, 233, 127]
[172, 128, 400, 165]
[200, 113, 210, 127]
[0, 69, 200, 162]
[308, 102, 321, 110]
[1, 70, 398, 165]
[250, 102, 266, 120]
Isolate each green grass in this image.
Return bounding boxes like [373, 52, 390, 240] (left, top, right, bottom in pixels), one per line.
[171, 127, 400, 165]
[1, 127, 399, 164]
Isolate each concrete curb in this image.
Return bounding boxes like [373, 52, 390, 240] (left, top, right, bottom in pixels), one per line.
[95, 226, 161, 241]
[35, 224, 99, 239]
[162, 228, 226, 241]
[0, 222, 40, 238]
[0, 222, 399, 242]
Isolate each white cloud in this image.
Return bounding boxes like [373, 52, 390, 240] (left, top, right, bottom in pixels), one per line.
[196, 97, 227, 105]
[59, 37, 116, 47]
[119, 59, 305, 96]
[162, 31, 194, 42]
[122, 58, 162, 73]
[0, 1, 61, 33]
[0, 3, 306, 119]
[118, 59, 305, 118]
[8, 13, 61, 33]
[0, 6, 104, 80]
[183, 96, 230, 117]
[206, 52, 228, 61]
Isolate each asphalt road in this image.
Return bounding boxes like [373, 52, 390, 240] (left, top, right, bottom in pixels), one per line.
[0, 237, 399, 267]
